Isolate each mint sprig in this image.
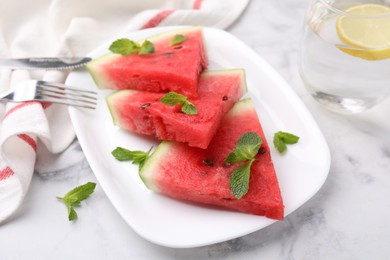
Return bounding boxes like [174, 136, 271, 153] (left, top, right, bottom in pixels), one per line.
[226, 132, 262, 199]
[112, 146, 152, 170]
[56, 182, 96, 221]
[109, 38, 155, 56]
[273, 131, 299, 154]
[109, 38, 141, 55]
[160, 92, 198, 115]
[170, 34, 188, 46]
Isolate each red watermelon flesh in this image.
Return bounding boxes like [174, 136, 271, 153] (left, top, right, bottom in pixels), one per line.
[87, 27, 207, 98]
[140, 98, 284, 220]
[107, 69, 247, 149]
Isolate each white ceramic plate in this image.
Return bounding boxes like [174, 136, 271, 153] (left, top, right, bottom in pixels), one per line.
[67, 26, 331, 248]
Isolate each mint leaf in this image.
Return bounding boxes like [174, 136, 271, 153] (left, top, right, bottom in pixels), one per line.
[160, 92, 187, 106]
[225, 151, 248, 164]
[273, 135, 287, 153]
[226, 132, 262, 164]
[67, 204, 77, 221]
[109, 38, 140, 55]
[229, 161, 253, 199]
[59, 182, 96, 204]
[170, 34, 188, 46]
[160, 92, 198, 115]
[112, 147, 148, 162]
[57, 182, 96, 221]
[235, 132, 262, 160]
[112, 147, 152, 170]
[225, 152, 242, 164]
[109, 38, 155, 56]
[273, 131, 299, 154]
[225, 132, 262, 199]
[277, 131, 300, 144]
[181, 101, 198, 115]
[139, 40, 155, 55]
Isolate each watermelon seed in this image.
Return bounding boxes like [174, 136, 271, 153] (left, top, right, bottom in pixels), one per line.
[259, 147, 266, 154]
[223, 162, 232, 168]
[202, 159, 214, 167]
[164, 51, 174, 56]
[174, 46, 183, 49]
[222, 96, 228, 101]
[140, 103, 151, 109]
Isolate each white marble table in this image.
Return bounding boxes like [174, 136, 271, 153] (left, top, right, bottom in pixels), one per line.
[3, 0, 390, 259]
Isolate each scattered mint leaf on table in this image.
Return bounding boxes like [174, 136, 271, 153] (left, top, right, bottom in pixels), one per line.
[112, 147, 152, 170]
[225, 132, 262, 199]
[170, 34, 188, 46]
[160, 92, 198, 115]
[56, 182, 96, 221]
[273, 131, 299, 154]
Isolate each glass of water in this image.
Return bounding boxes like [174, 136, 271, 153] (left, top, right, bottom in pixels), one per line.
[299, 0, 390, 113]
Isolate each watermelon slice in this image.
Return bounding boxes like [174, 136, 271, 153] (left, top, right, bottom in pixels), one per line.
[140, 98, 284, 220]
[87, 27, 207, 98]
[107, 69, 247, 149]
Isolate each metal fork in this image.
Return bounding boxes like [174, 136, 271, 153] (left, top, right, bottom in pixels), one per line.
[0, 80, 98, 109]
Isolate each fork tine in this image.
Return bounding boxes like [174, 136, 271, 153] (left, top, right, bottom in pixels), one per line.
[38, 97, 97, 109]
[35, 80, 98, 109]
[36, 86, 98, 103]
[36, 93, 97, 109]
[36, 90, 97, 105]
[38, 80, 98, 95]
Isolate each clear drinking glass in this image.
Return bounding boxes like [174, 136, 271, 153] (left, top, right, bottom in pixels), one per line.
[299, 0, 390, 113]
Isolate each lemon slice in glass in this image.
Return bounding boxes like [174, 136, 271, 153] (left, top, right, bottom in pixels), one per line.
[336, 3, 390, 60]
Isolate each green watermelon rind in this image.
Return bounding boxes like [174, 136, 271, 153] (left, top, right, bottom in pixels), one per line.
[223, 96, 253, 117]
[86, 26, 207, 90]
[86, 53, 121, 89]
[106, 89, 139, 126]
[140, 26, 205, 45]
[140, 141, 173, 192]
[139, 98, 254, 191]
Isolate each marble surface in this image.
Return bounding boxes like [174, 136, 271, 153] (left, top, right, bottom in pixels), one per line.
[3, 0, 390, 259]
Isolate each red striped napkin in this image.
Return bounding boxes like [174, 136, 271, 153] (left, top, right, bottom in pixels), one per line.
[0, 0, 250, 223]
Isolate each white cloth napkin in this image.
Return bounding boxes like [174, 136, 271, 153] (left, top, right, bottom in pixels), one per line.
[0, 0, 250, 223]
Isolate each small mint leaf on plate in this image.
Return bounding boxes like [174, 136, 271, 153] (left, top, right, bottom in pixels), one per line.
[273, 131, 299, 154]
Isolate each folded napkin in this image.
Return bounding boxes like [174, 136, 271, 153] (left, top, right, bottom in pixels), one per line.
[0, 0, 250, 223]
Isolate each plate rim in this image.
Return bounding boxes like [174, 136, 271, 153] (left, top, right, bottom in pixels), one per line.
[67, 26, 331, 248]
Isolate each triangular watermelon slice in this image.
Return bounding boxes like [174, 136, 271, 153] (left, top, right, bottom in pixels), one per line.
[107, 69, 247, 149]
[140, 98, 284, 220]
[87, 27, 207, 98]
